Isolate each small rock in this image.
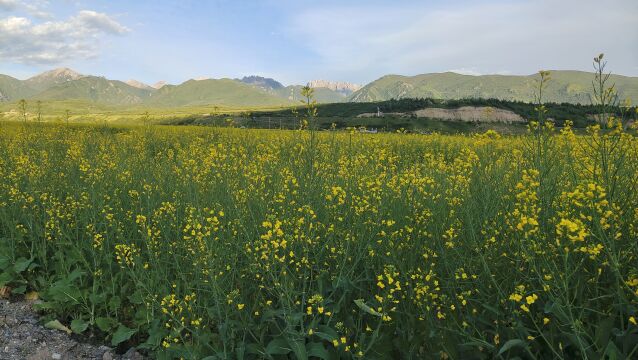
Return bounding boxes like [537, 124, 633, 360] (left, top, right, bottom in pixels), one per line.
[27, 348, 51, 360]
[52, 353, 62, 360]
[123, 347, 143, 360]
[4, 316, 18, 326]
[102, 351, 114, 360]
[0, 286, 11, 299]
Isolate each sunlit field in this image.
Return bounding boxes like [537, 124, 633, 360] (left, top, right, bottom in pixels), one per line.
[0, 118, 637, 359]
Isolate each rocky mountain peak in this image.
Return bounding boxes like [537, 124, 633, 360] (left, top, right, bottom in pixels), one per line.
[29, 68, 84, 82]
[152, 81, 167, 89]
[125, 79, 154, 90]
[307, 80, 362, 95]
[240, 76, 284, 90]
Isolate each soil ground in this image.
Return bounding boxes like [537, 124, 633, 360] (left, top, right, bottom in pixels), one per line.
[0, 299, 144, 360]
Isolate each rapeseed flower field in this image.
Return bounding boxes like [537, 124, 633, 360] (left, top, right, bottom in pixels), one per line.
[0, 119, 637, 358]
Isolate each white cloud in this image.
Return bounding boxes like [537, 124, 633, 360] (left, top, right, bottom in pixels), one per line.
[0, 10, 129, 64]
[0, 0, 18, 11]
[289, 0, 638, 82]
[23, 4, 52, 19]
[75, 10, 128, 34]
[0, 0, 51, 18]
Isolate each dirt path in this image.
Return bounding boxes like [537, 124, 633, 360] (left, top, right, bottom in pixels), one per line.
[0, 299, 143, 360]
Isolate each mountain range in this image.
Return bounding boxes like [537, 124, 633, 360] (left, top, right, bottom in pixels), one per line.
[0, 68, 637, 108]
[0, 69, 361, 107]
[352, 71, 638, 104]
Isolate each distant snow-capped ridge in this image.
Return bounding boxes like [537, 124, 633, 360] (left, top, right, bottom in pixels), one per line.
[125, 79, 154, 90]
[152, 81, 167, 89]
[307, 80, 362, 93]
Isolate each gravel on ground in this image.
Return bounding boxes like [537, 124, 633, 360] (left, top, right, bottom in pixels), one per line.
[1, 298, 144, 360]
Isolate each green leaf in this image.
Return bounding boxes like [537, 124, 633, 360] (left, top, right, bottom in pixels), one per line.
[244, 343, 265, 356]
[111, 325, 137, 346]
[306, 342, 330, 359]
[71, 318, 89, 334]
[44, 320, 72, 334]
[128, 290, 145, 305]
[11, 285, 26, 294]
[139, 319, 165, 349]
[481, 303, 500, 315]
[314, 325, 339, 343]
[13, 257, 32, 273]
[95, 317, 117, 332]
[0, 254, 10, 270]
[595, 316, 614, 349]
[235, 342, 245, 360]
[354, 299, 382, 317]
[497, 339, 527, 356]
[46, 274, 83, 304]
[0, 272, 11, 287]
[287, 337, 307, 360]
[603, 341, 622, 360]
[32, 301, 54, 311]
[66, 269, 85, 282]
[89, 292, 107, 305]
[265, 337, 291, 356]
[543, 301, 556, 314]
[108, 296, 121, 312]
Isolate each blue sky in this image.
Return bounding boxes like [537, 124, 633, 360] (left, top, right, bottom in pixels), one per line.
[1, 0, 636, 85]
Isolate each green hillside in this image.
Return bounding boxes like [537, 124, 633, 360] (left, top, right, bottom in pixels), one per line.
[350, 70, 638, 104]
[146, 79, 293, 107]
[3, 68, 637, 109]
[0, 75, 38, 101]
[33, 76, 153, 105]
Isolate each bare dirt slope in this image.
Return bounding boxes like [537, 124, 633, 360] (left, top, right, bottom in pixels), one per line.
[0, 299, 142, 360]
[357, 106, 526, 124]
[414, 106, 525, 123]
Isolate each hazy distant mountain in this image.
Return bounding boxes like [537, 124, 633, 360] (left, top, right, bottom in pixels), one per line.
[125, 79, 155, 91]
[276, 85, 349, 104]
[240, 76, 350, 103]
[34, 76, 153, 105]
[240, 76, 285, 91]
[152, 81, 168, 89]
[24, 68, 85, 92]
[0, 68, 350, 106]
[308, 80, 362, 96]
[146, 78, 292, 107]
[350, 71, 638, 104]
[2, 68, 637, 107]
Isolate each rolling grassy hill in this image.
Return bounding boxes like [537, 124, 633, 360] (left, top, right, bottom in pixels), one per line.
[2, 68, 637, 112]
[0, 75, 38, 101]
[0, 70, 348, 107]
[350, 71, 638, 104]
[146, 78, 294, 107]
[33, 76, 153, 105]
